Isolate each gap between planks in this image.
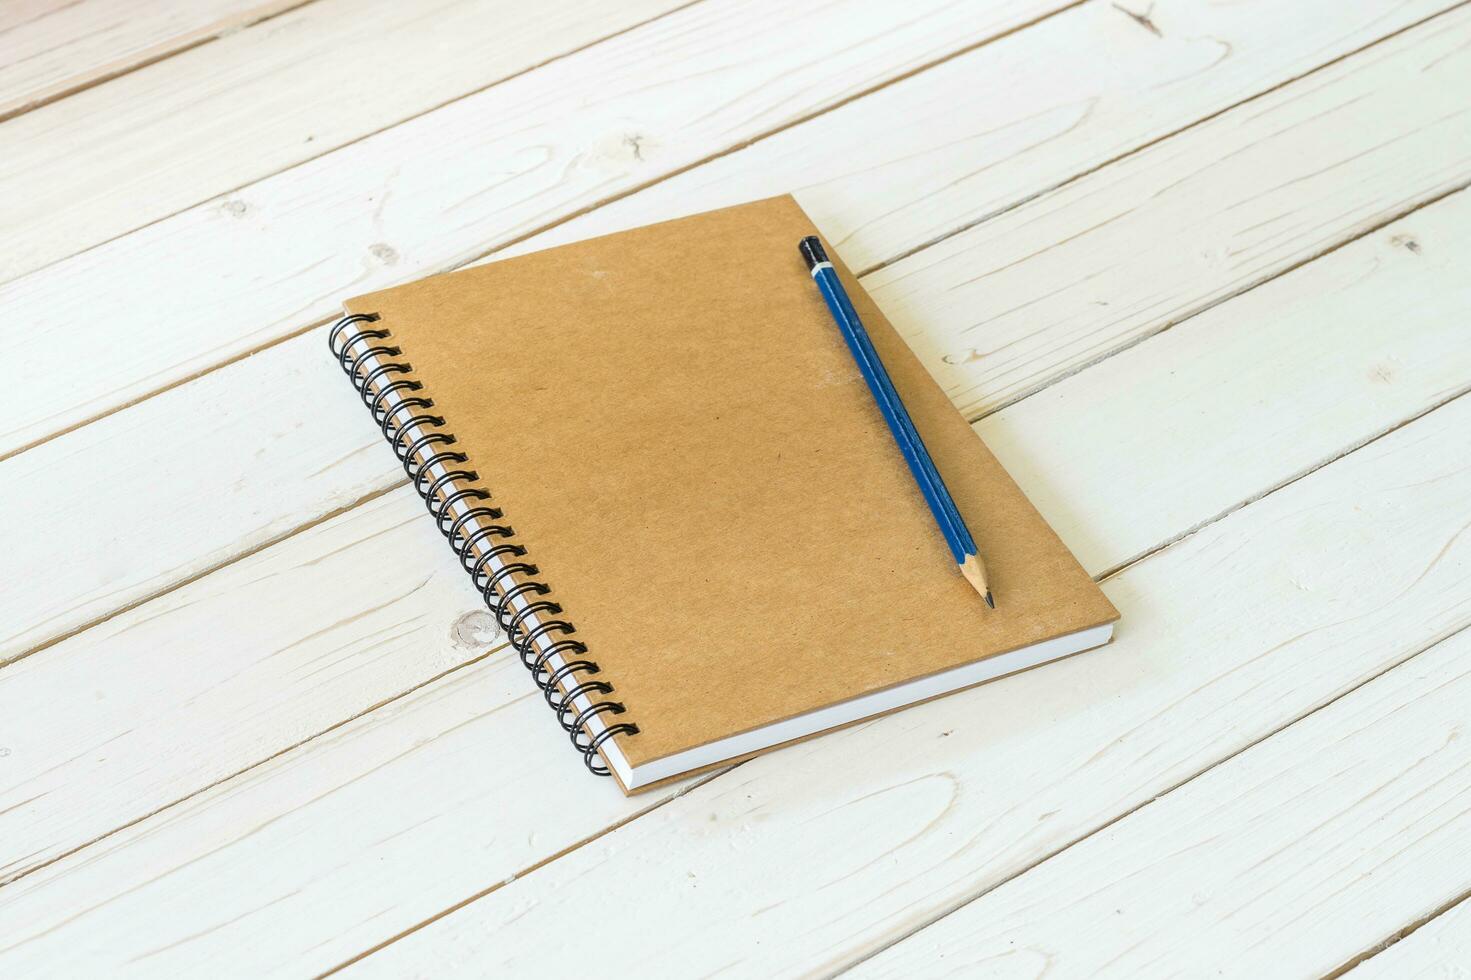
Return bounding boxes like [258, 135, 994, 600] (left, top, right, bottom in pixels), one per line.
[0, 624, 506, 890]
[4, 0, 1462, 474]
[2, 0, 1467, 958]
[317, 768, 727, 978]
[12, 376, 1465, 957]
[1325, 885, 1471, 978]
[5, 154, 1464, 678]
[34, 0, 1424, 470]
[1, 1, 1466, 886]
[2, 0, 1462, 666]
[325, 380, 1471, 975]
[967, 174, 1471, 432]
[3, 5, 1468, 899]
[4, 164, 1468, 971]
[857, 0, 1471, 284]
[0, 0, 709, 290]
[0, 0, 1089, 467]
[325, 385, 1471, 974]
[831, 615, 1471, 978]
[0, 480, 402, 669]
[0, 0, 318, 125]
[1098, 369, 1471, 582]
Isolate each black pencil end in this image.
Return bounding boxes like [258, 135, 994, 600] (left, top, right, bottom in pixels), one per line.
[799, 235, 828, 271]
[984, 591, 995, 609]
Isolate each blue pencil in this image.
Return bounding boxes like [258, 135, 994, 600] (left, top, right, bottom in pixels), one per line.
[800, 235, 994, 607]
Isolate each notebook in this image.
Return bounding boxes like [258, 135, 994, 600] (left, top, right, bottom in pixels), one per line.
[329, 195, 1119, 793]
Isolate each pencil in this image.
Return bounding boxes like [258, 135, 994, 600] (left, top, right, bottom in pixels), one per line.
[799, 235, 994, 607]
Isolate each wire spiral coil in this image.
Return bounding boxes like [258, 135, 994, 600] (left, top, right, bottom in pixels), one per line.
[329, 313, 638, 775]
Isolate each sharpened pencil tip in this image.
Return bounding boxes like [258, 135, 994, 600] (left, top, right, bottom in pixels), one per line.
[959, 554, 992, 606]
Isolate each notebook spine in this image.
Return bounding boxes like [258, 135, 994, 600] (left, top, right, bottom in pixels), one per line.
[329, 312, 638, 776]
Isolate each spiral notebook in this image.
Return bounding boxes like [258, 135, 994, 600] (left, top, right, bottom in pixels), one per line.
[329, 195, 1118, 793]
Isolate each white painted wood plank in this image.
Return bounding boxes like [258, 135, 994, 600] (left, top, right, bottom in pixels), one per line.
[0, 0, 688, 283]
[855, 5, 1471, 419]
[0, 584, 691, 975]
[0, 0, 303, 121]
[847, 627, 1471, 979]
[1, 0, 1454, 458]
[2, 190, 1469, 974]
[504, 0, 1462, 279]
[4, 0, 1466, 663]
[0, 328, 400, 664]
[1349, 898, 1471, 979]
[979, 202, 1471, 575]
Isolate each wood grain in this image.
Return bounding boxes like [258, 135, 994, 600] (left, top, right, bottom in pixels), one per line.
[0, 0, 689, 283]
[0, 0, 305, 121]
[976, 197, 1471, 576]
[1, 0, 1455, 460]
[847, 627, 1471, 979]
[1, 190, 1467, 973]
[0, 600, 688, 974]
[505, 0, 1461, 278]
[3, 0, 1465, 665]
[859, 5, 1471, 419]
[2, 1, 1464, 969]
[322, 225, 1471, 980]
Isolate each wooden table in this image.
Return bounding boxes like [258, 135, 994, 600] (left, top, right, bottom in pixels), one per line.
[3, 1, 1469, 975]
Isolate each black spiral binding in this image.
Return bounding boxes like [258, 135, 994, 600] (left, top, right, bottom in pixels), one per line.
[329, 313, 638, 776]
